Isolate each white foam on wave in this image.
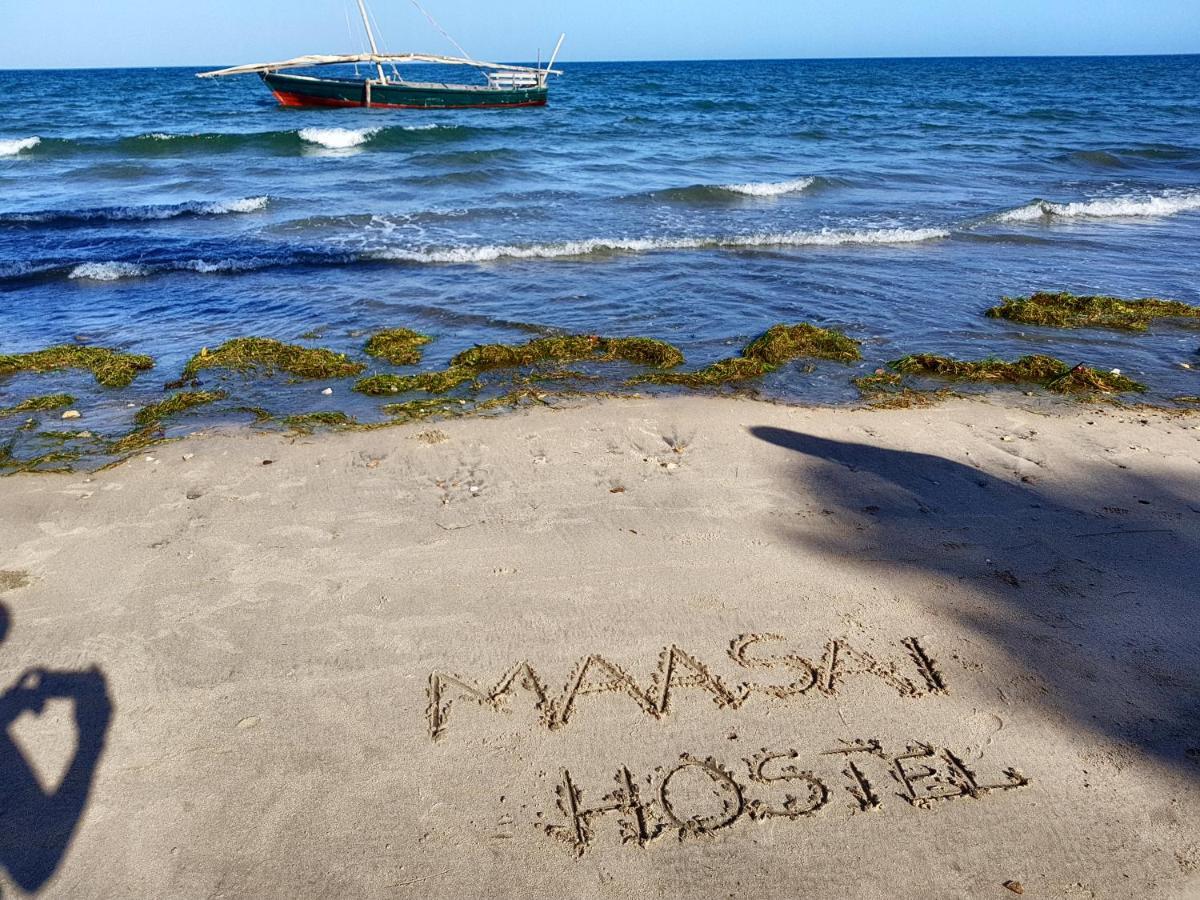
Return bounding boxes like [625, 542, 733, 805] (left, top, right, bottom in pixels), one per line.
[721, 177, 817, 197]
[298, 127, 380, 150]
[371, 226, 948, 264]
[184, 258, 267, 274]
[201, 196, 269, 215]
[998, 191, 1200, 223]
[0, 261, 45, 279]
[68, 262, 150, 281]
[0, 137, 41, 157]
[105, 197, 269, 220]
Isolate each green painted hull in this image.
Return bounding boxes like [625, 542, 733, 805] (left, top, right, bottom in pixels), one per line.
[262, 72, 548, 109]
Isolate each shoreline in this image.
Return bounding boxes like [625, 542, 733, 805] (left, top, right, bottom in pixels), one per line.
[2, 393, 1198, 896]
[4, 386, 1199, 476]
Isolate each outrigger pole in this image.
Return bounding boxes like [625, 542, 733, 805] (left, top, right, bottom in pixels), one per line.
[547, 32, 564, 82]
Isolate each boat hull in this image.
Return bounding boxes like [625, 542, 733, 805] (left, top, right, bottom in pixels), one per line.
[262, 72, 548, 109]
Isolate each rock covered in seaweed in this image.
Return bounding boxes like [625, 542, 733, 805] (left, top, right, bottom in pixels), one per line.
[986, 291, 1200, 332]
[0, 346, 154, 388]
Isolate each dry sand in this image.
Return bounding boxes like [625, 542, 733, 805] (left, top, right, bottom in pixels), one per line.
[1, 394, 1198, 898]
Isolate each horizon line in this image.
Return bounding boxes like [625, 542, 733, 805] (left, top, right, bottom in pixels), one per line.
[2, 50, 1198, 72]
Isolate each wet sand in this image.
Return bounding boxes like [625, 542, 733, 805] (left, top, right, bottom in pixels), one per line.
[1, 395, 1198, 898]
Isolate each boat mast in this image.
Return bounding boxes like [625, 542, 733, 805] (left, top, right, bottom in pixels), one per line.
[356, 0, 388, 82]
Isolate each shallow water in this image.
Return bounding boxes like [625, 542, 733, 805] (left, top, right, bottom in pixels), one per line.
[1, 56, 1199, 457]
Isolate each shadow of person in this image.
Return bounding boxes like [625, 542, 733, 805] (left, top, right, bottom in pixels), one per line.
[748, 425, 1200, 774]
[0, 602, 112, 894]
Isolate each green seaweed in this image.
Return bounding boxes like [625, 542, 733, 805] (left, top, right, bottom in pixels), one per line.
[638, 356, 774, 388]
[105, 427, 168, 456]
[475, 388, 584, 412]
[450, 335, 685, 370]
[233, 406, 275, 424]
[0, 445, 83, 475]
[890, 353, 1145, 393]
[32, 430, 95, 444]
[743, 323, 862, 364]
[381, 398, 460, 422]
[356, 334, 684, 397]
[0, 394, 75, 418]
[281, 411, 356, 432]
[853, 371, 906, 393]
[852, 370, 952, 409]
[637, 323, 859, 387]
[364, 328, 433, 366]
[0, 346, 153, 388]
[134, 390, 227, 426]
[180, 338, 365, 381]
[515, 369, 599, 385]
[986, 291, 1200, 332]
[356, 368, 477, 396]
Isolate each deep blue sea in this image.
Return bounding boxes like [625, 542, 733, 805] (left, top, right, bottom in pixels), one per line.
[1, 57, 1199, 453]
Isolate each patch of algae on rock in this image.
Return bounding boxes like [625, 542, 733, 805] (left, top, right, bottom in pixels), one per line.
[0, 394, 76, 418]
[281, 411, 357, 433]
[180, 338, 365, 381]
[636, 323, 861, 388]
[852, 371, 953, 409]
[0, 346, 154, 388]
[986, 291, 1200, 332]
[355, 335, 685, 396]
[134, 391, 227, 426]
[381, 398, 463, 422]
[891, 354, 1145, 393]
[357, 368, 478, 396]
[0, 444, 83, 475]
[364, 328, 433, 366]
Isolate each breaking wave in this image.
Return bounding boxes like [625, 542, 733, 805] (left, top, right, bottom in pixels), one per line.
[722, 177, 818, 197]
[298, 127, 381, 150]
[997, 190, 1200, 223]
[46, 253, 344, 284]
[294, 124, 463, 151]
[0, 196, 269, 226]
[0, 125, 479, 159]
[0, 137, 40, 157]
[369, 226, 949, 264]
[2, 226, 948, 286]
[645, 176, 832, 203]
[68, 262, 150, 281]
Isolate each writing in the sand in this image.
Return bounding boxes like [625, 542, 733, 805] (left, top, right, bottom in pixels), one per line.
[426, 634, 948, 739]
[541, 739, 1030, 856]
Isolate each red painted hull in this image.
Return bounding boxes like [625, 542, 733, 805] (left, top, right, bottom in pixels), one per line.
[272, 89, 547, 110]
[260, 73, 550, 110]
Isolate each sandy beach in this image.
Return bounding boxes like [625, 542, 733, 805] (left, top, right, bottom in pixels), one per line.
[1, 394, 1198, 898]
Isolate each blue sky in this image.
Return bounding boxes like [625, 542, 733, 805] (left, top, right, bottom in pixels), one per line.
[2, 0, 1198, 68]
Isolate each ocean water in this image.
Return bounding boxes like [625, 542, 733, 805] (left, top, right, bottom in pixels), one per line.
[1, 56, 1199, 454]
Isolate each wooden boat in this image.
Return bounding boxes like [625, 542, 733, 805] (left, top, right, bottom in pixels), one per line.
[199, 0, 563, 110]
